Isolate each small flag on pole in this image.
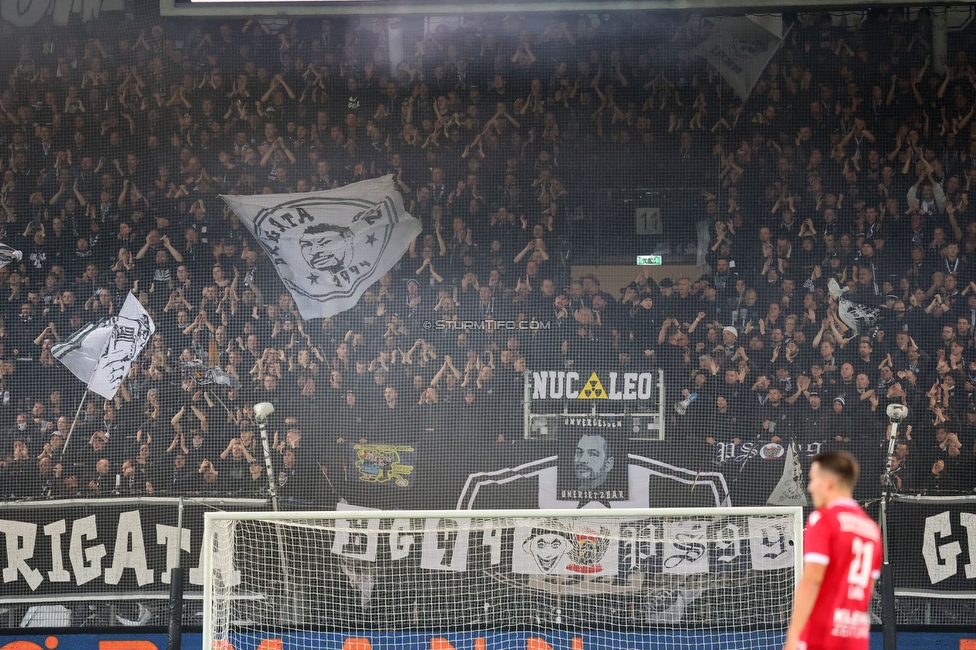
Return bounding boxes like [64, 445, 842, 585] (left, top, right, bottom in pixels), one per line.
[52, 293, 155, 400]
[181, 360, 242, 390]
[220, 175, 422, 321]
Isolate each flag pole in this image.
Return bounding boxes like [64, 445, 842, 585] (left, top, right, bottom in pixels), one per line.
[60, 389, 89, 458]
[62, 316, 111, 458]
[206, 389, 235, 420]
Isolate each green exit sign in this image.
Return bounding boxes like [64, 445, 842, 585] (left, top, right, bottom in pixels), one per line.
[637, 255, 663, 265]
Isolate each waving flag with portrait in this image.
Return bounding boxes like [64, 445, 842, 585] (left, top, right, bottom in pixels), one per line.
[221, 176, 422, 320]
[52, 293, 155, 400]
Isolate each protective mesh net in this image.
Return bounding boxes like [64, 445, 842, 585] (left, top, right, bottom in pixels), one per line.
[0, 0, 972, 632]
[206, 510, 800, 650]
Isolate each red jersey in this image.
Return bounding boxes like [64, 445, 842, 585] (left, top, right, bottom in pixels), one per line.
[800, 498, 882, 650]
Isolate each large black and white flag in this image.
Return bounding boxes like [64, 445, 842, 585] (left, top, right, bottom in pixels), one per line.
[692, 16, 783, 101]
[0, 242, 22, 268]
[221, 176, 422, 320]
[828, 278, 881, 336]
[52, 293, 155, 399]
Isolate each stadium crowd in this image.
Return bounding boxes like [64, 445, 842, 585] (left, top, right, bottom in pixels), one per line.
[0, 8, 975, 505]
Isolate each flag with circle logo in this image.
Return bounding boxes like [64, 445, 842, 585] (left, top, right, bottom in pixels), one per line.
[221, 176, 421, 320]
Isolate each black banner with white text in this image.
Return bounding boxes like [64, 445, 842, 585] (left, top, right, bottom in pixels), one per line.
[889, 495, 976, 597]
[0, 497, 268, 599]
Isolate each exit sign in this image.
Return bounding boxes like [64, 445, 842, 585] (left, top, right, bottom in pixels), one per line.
[637, 255, 663, 265]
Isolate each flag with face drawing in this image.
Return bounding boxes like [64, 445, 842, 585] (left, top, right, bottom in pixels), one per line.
[52, 293, 155, 399]
[220, 176, 422, 320]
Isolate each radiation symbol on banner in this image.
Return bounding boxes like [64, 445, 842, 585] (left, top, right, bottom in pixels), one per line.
[578, 372, 608, 399]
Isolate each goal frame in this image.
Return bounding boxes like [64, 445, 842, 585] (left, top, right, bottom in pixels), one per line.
[201, 506, 804, 649]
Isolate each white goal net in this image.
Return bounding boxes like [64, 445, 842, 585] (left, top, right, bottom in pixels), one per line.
[203, 507, 802, 650]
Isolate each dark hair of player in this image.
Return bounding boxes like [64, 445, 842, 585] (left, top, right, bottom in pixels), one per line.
[811, 450, 860, 489]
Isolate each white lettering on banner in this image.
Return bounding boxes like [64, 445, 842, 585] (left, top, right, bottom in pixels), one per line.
[623, 374, 637, 399]
[566, 371, 579, 399]
[42, 520, 70, 582]
[717, 441, 824, 463]
[332, 518, 380, 561]
[0, 509, 241, 591]
[661, 521, 709, 575]
[103, 511, 153, 585]
[549, 372, 563, 399]
[713, 524, 742, 564]
[188, 535, 207, 586]
[561, 418, 622, 428]
[1, 512, 807, 589]
[389, 518, 415, 561]
[0, 519, 43, 589]
[620, 522, 657, 570]
[69, 515, 105, 586]
[920, 511, 976, 583]
[156, 524, 191, 585]
[923, 511, 963, 584]
[964, 514, 976, 579]
[421, 519, 471, 572]
[483, 526, 504, 565]
[559, 490, 625, 500]
[748, 517, 794, 571]
[532, 371, 656, 400]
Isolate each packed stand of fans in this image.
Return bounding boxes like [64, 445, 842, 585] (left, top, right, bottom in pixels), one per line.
[0, 9, 975, 504]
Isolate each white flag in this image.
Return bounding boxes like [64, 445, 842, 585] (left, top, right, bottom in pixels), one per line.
[766, 438, 809, 507]
[220, 176, 422, 320]
[0, 242, 22, 269]
[52, 293, 155, 400]
[692, 16, 782, 101]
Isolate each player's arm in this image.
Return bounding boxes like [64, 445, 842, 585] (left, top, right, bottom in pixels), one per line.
[782, 561, 827, 650]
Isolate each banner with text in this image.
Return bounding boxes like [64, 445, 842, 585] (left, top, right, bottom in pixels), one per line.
[889, 495, 976, 597]
[0, 498, 268, 599]
[530, 369, 659, 403]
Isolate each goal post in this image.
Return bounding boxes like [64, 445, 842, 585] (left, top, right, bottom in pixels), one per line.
[202, 507, 804, 650]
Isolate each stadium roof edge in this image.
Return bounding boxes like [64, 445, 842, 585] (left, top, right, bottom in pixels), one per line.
[160, 0, 950, 18]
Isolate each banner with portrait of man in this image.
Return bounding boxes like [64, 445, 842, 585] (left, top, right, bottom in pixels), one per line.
[556, 428, 629, 506]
